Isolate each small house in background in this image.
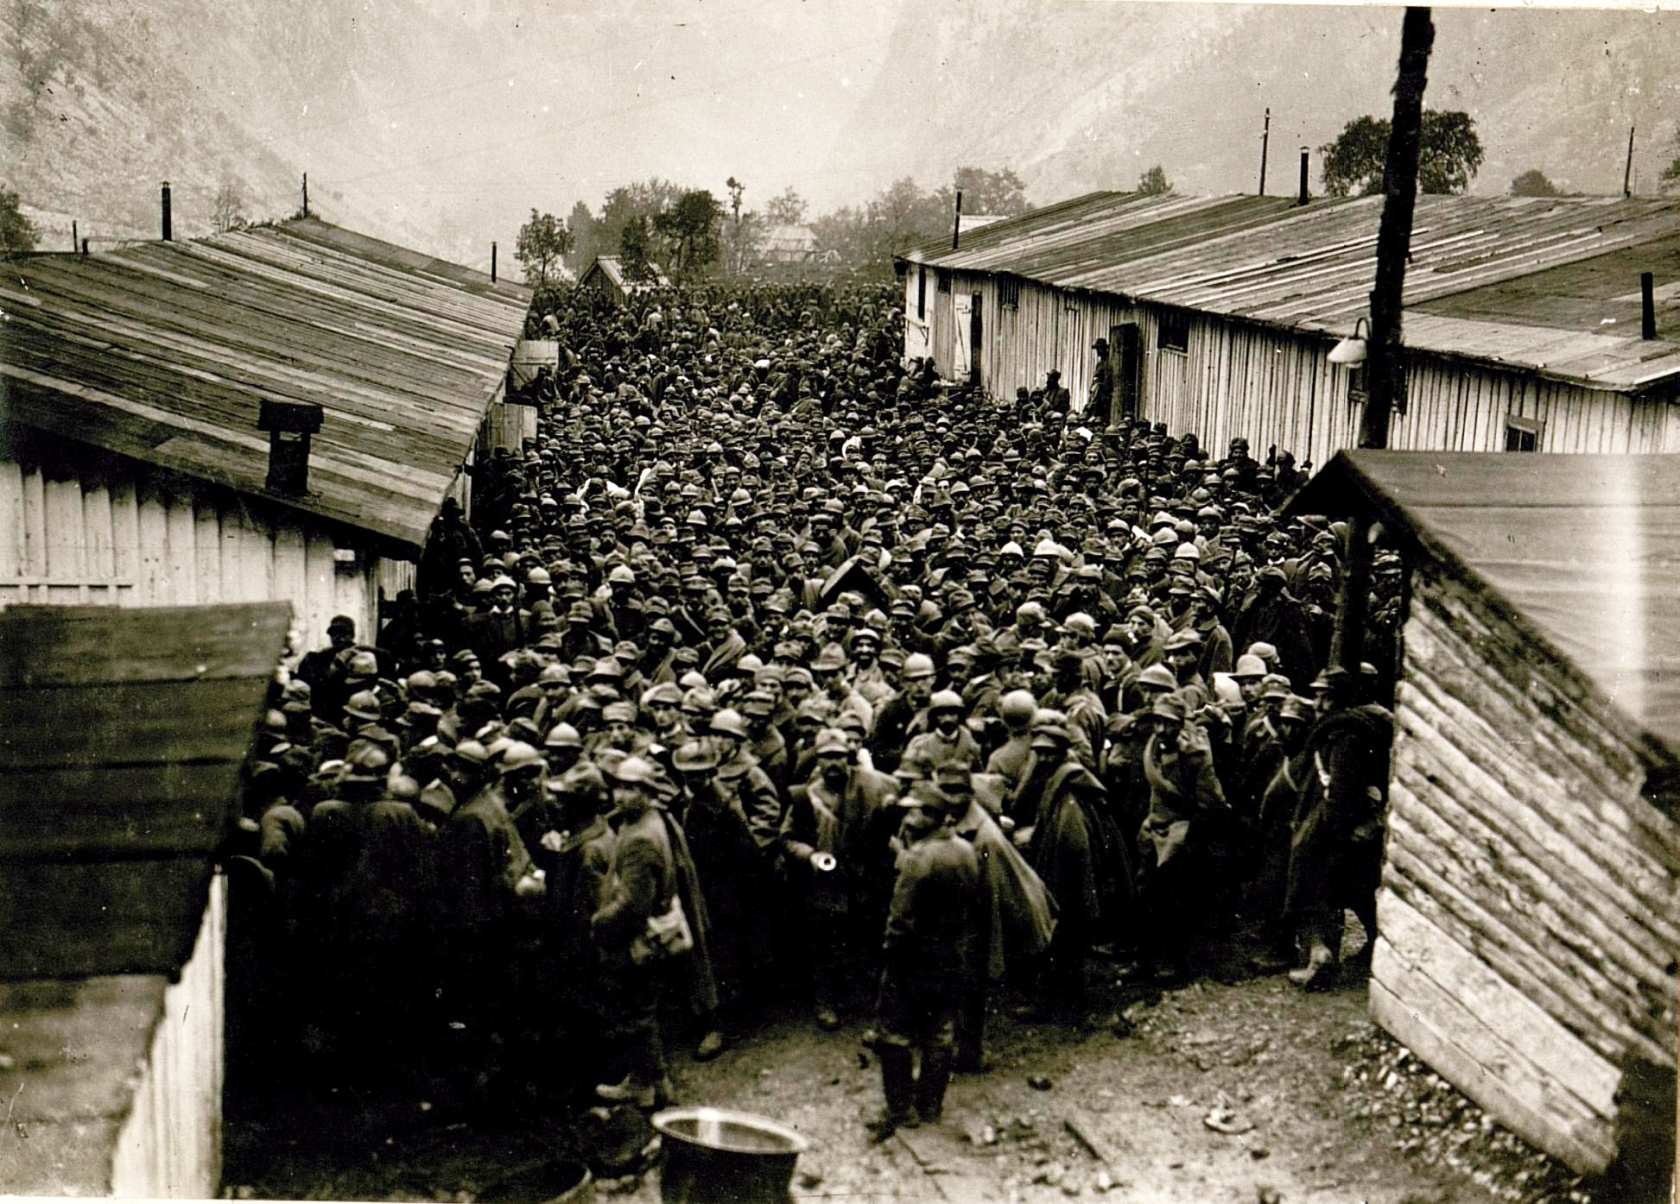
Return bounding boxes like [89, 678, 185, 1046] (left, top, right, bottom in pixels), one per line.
[578, 254, 670, 306]
[901, 193, 1680, 466]
[0, 601, 292, 1197]
[1289, 452, 1679, 1190]
[757, 223, 818, 265]
[0, 217, 530, 650]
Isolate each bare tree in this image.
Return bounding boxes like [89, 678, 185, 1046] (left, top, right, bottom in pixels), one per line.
[212, 181, 247, 233]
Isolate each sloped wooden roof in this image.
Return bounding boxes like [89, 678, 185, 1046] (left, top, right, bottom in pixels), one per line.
[1288, 452, 1680, 764]
[0, 602, 291, 980]
[0, 218, 531, 552]
[904, 193, 1680, 394]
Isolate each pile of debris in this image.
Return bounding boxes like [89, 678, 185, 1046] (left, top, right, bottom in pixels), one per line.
[1336, 1025, 1595, 1204]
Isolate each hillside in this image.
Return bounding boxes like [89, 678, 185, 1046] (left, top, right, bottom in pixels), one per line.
[829, 3, 1680, 205]
[5, 2, 1679, 265]
[2, 0, 507, 258]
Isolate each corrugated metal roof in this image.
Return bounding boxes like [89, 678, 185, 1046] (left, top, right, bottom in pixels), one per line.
[0, 218, 531, 551]
[0, 601, 291, 980]
[907, 193, 1680, 392]
[1288, 452, 1680, 765]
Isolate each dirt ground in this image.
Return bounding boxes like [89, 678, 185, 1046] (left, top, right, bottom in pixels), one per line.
[227, 949, 1598, 1204]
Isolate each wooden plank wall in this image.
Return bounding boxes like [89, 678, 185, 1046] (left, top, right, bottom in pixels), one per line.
[0, 448, 378, 651]
[110, 874, 225, 1199]
[925, 270, 1676, 463]
[1373, 560, 1680, 1174]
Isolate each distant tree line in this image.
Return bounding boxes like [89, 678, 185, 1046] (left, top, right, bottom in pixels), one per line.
[517, 166, 1034, 286]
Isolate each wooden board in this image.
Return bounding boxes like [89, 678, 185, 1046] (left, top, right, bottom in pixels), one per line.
[0, 602, 292, 687]
[1370, 969, 1616, 1175]
[0, 762, 240, 858]
[1377, 889, 1620, 1116]
[0, 858, 213, 980]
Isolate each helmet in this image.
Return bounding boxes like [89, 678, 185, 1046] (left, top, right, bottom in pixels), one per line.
[1232, 655, 1268, 681]
[526, 567, 552, 586]
[1135, 664, 1179, 692]
[710, 708, 750, 740]
[812, 643, 848, 672]
[929, 689, 965, 714]
[902, 653, 937, 681]
[454, 739, 490, 769]
[344, 690, 383, 722]
[813, 728, 851, 757]
[613, 755, 658, 787]
[346, 651, 379, 680]
[497, 742, 545, 777]
[609, 564, 637, 585]
[999, 689, 1038, 728]
[342, 743, 390, 783]
[671, 740, 720, 774]
[641, 682, 683, 707]
[544, 722, 582, 750]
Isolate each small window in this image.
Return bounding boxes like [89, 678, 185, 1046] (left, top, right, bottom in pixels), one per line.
[1156, 309, 1189, 353]
[916, 267, 926, 320]
[937, 271, 951, 294]
[998, 276, 1020, 310]
[1505, 415, 1542, 452]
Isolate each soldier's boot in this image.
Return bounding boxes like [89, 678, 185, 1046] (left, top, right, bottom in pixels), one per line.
[915, 1043, 954, 1125]
[865, 1044, 918, 1143]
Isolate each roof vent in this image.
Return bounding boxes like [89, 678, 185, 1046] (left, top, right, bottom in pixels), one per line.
[257, 400, 323, 495]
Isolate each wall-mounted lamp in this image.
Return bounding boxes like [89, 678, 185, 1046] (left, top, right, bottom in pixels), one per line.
[1329, 316, 1369, 365]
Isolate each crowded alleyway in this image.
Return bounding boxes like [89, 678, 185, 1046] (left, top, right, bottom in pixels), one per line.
[217, 281, 1590, 1203]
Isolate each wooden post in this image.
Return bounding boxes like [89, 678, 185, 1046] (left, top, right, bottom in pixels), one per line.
[1259, 108, 1270, 196]
[71, 220, 77, 252]
[302, 172, 309, 218]
[1332, 512, 1373, 672]
[952, 189, 964, 251]
[160, 181, 172, 242]
[1297, 148, 1310, 205]
[80, 238, 88, 256]
[1642, 272, 1656, 339]
[1357, 6, 1434, 451]
[491, 241, 498, 283]
[1624, 127, 1635, 199]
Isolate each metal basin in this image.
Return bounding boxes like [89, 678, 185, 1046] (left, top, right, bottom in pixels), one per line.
[652, 1107, 809, 1204]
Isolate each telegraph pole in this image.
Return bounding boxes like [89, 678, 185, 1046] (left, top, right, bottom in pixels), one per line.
[1357, 6, 1433, 451]
[1258, 108, 1271, 196]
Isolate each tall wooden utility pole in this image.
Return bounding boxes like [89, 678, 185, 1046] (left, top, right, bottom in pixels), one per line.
[1357, 6, 1434, 450]
[1258, 108, 1270, 196]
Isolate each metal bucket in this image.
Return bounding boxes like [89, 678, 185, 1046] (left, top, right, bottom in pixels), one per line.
[652, 1107, 809, 1204]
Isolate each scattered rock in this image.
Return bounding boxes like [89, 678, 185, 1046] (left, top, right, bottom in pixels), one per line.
[796, 1169, 824, 1189]
[1204, 1106, 1255, 1136]
[1250, 1147, 1271, 1161]
[981, 1124, 997, 1146]
[1167, 1095, 1194, 1108]
[856, 1051, 870, 1070]
[1094, 1169, 1113, 1192]
[1257, 1188, 1283, 1204]
[1028, 1075, 1054, 1091]
[1061, 1177, 1081, 1195]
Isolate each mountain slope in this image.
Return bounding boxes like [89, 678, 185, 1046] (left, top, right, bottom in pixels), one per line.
[828, 3, 1680, 205]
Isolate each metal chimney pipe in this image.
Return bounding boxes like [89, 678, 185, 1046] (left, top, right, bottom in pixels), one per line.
[952, 190, 964, 251]
[491, 241, 498, 283]
[1642, 271, 1656, 339]
[1297, 149, 1309, 206]
[80, 238, 88, 256]
[161, 181, 172, 241]
[302, 172, 309, 218]
[71, 219, 77, 251]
